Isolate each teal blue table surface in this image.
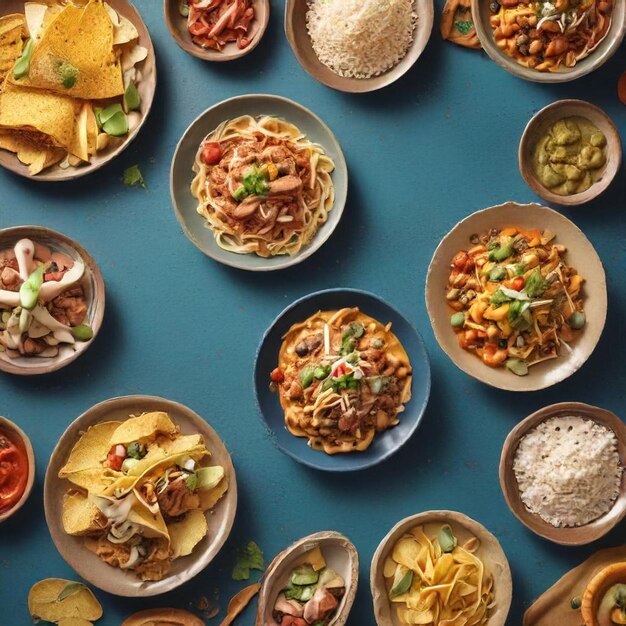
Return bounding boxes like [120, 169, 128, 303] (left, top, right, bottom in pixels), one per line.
[0, 1, 624, 623]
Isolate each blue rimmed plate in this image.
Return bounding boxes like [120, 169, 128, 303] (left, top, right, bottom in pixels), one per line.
[254, 288, 431, 471]
[170, 94, 348, 271]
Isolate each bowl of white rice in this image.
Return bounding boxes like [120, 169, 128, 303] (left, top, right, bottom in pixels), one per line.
[285, 0, 434, 93]
[499, 402, 626, 545]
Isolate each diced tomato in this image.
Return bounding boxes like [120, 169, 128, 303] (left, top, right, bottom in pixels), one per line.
[333, 363, 347, 377]
[201, 142, 223, 166]
[270, 368, 284, 383]
[106, 444, 126, 471]
[511, 277, 525, 291]
[451, 251, 475, 273]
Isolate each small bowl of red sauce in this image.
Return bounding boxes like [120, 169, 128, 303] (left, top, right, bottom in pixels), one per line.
[0, 416, 35, 522]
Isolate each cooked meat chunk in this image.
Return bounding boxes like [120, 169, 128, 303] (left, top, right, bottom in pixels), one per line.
[295, 333, 323, 357]
[48, 286, 87, 326]
[157, 476, 200, 518]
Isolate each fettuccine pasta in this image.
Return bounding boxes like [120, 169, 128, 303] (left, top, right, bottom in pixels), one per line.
[191, 115, 335, 257]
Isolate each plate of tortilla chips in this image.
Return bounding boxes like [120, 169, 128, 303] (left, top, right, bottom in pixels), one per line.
[0, 0, 156, 180]
[44, 395, 237, 597]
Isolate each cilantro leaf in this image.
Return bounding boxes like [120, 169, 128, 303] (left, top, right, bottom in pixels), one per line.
[232, 541, 264, 581]
[185, 473, 198, 492]
[123, 165, 146, 189]
[454, 20, 473, 35]
[58, 61, 79, 89]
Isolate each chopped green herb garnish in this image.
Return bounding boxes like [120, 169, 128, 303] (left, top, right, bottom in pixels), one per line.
[454, 20, 473, 34]
[13, 38, 34, 80]
[126, 442, 147, 460]
[58, 61, 79, 89]
[123, 165, 146, 189]
[232, 165, 269, 202]
[524, 268, 548, 298]
[185, 473, 198, 492]
[489, 289, 512, 307]
[232, 541, 264, 581]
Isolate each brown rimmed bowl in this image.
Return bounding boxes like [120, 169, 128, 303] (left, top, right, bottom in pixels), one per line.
[285, 0, 434, 93]
[370, 510, 512, 626]
[425, 201, 607, 392]
[0, 416, 35, 522]
[471, 0, 626, 83]
[500, 402, 626, 546]
[44, 395, 238, 597]
[0, 0, 157, 181]
[0, 225, 106, 376]
[164, 0, 270, 62]
[519, 99, 622, 206]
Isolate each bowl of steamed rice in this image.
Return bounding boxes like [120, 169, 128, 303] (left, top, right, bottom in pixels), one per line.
[285, 0, 434, 93]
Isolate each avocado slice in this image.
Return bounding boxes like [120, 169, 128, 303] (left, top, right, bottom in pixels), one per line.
[390, 566, 413, 597]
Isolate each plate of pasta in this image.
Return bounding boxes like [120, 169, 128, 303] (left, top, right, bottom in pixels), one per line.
[170, 94, 347, 271]
[471, 0, 626, 82]
[425, 201, 607, 391]
[254, 288, 431, 471]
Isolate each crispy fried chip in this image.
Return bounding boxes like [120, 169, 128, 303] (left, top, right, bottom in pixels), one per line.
[16, 0, 124, 99]
[62, 491, 108, 536]
[28, 579, 102, 623]
[109, 411, 178, 445]
[168, 509, 208, 559]
[121, 608, 205, 626]
[0, 130, 65, 174]
[0, 15, 25, 81]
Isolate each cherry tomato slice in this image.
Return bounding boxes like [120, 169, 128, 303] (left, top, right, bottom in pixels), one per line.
[106, 445, 126, 471]
[511, 277, 525, 291]
[270, 368, 284, 383]
[202, 142, 223, 166]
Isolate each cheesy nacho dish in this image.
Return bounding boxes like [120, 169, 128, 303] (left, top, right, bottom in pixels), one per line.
[270, 307, 412, 454]
[0, 0, 148, 175]
[58, 411, 229, 581]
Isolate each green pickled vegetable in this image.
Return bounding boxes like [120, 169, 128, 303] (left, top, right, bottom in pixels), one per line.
[450, 312, 465, 328]
[567, 311, 586, 330]
[506, 359, 529, 376]
[19, 266, 44, 310]
[123, 82, 140, 112]
[102, 110, 129, 137]
[489, 266, 506, 282]
[299, 368, 315, 389]
[13, 38, 34, 80]
[390, 568, 414, 597]
[291, 564, 319, 586]
[437, 525, 457, 553]
[71, 324, 94, 341]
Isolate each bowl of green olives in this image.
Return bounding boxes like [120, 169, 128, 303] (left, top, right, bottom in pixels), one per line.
[518, 99, 622, 206]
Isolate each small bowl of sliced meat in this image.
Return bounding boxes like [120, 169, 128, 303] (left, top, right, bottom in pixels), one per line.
[0, 226, 105, 375]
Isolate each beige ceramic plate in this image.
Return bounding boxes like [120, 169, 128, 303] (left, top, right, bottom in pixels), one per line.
[164, 0, 270, 61]
[44, 395, 238, 597]
[0, 416, 35, 523]
[471, 0, 626, 83]
[0, 0, 157, 181]
[0, 225, 105, 376]
[256, 531, 359, 626]
[370, 510, 512, 626]
[523, 545, 626, 625]
[425, 201, 607, 391]
[519, 99, 622, 206]
[285, 0, 434, 93]
[500, 402, 626, 546]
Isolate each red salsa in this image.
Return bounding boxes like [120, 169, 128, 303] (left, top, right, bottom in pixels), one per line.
[0, 427, 28, 514]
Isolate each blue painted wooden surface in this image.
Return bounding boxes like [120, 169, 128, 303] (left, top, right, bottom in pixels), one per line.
[0, 1, 624, 623]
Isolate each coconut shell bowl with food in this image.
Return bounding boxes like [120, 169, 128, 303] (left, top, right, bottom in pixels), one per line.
[500, 402, 626, 545]
[0, 225, 105, 375]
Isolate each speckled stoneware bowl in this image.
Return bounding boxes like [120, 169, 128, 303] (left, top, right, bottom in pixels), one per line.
[0, 416, 35, 523]
[0, 0, 157, 181]
[471, 0, 626, 83]
[256, 531, 359, 626]
[44, 395, 238, 597]
[370, 510, 512, 626]
[425, 201, 607, 392]
[519, 99, 622, 206]
[170, 94, 348, 271]
[0, 226, 105, 376]
[285, 0, 434, 93]
[164, 0, 270, 62]
[500, 402, 626, 546]
[254, 288, 431, 471]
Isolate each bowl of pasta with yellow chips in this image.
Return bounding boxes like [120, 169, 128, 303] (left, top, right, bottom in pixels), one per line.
[44, 395, 237, 597]
[0, 0, 156, 180]
[370, 510, 512, 626]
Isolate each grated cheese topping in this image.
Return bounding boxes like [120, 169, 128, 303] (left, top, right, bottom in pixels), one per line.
[513, 415, 623, 527]
[306, 0, 418, 79]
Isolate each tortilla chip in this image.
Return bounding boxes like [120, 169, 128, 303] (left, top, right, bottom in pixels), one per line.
[200, 475, 229, 511]
[109, 411, 178, 445]
[0, 130, 65, 174]
[0, 79, 82, 156]
[62, 491, 108, 536]
[18, 0, 124, 99]
[28, 579, 103, 623]
[59, 421, 122, 477]
[104, 2, 139, 45]
[168, 509, 208, 559]
[0, 15, 26, 81]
